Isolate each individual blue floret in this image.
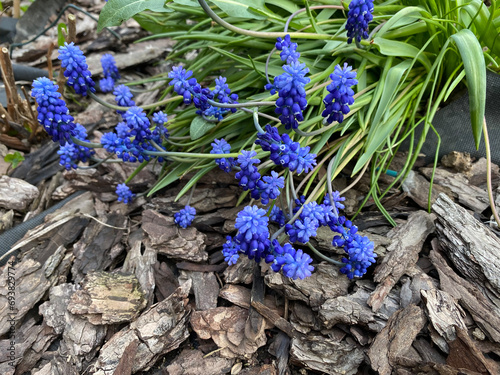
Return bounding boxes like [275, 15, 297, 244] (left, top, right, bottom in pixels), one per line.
[116, 183, 134, 204]
[210, 138, 236, 173]
[115, 122, 129, 138]
[222, 236, 240, 265]
[174, 205, 196, 228]
[31, 77, 76, 145]
[275, 34, 300, 64]
[322, 63, 358, 124]
[324, 190, 346, 210]
[346, 0, 374, 44]
[58, 42, 95, 96]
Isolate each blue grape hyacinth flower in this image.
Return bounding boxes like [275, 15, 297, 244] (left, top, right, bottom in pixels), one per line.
[58, 42, 95, 96]
[210, 138, 235, 173]
[346, 0, 374, 44]
[275, 34, 300, 64]
[116, 183, 134, 204]
[175, 205, 196, 228]
[322, 63, 358, 124]
[31, 77, 76, 145]
[57, 123, 94, 170]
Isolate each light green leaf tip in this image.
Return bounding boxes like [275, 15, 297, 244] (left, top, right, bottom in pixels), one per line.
[450, 29, 486, 150]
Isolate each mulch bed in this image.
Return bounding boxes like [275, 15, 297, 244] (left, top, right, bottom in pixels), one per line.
[1, 2, 500, 374]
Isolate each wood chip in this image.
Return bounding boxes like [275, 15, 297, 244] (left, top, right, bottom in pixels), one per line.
[368, 210, 435, 312]
[0, 175, 39, 211]
[421, 167, 489, 212]
[290, 334, 364, 375]
[94, 281, 191, 374]
[368, 304, 426, 375]
[67, 271, 147, 325]
[165, 348, 234, 375]
[432, 193, 500, 308]
[142, 209, 208, 262]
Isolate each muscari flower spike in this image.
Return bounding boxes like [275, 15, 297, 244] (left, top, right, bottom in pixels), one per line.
[175, 205, 196, 228]
[255, 125, 316, 174]
[113, 85, 135, 114]
[235, 150, 261, 191]
[234, 205, 270, 262]
[322, 63, 358, 124]
[58, 42, 95, 96]
[210, 138, 236, 173]
[116, 183, 134, 204]
[346, 0, 374, 44]
[57, 123, 94, 170]
[275, 34, 300, 64]
[99, 54, 120, 93]
[31, 77, 76, 145]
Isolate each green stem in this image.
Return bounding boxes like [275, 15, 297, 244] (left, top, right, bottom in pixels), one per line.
[197, 0, 352, 41]
[71, 136, 103, 148]
[143, 150, 241, 158]
[483, 117, 500, 228]
[89, 91, 183, 111]
[306, 243, 343, 266]
[206, 98, 274, 108]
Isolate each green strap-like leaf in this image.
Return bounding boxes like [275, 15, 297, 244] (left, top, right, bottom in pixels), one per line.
[450, 29, 486, 149]
[190, 116, 216, 140]
[97, 0, 171, 32]
[208, 0, 265, 19]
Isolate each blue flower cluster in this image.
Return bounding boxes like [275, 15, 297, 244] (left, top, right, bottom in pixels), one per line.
[346, 0, 374, 44]
[329, 215, 376, 279]
[168, 66, 238, 121]
[322, 63, 358, 124]
[57, 123, 95, 170]
[175, 205, 197, 228]
[99, 54, 120, 93]
[116, 183, 134, 204]
[221, 209, 315, 280]
[100, 106, 168, 163]
[32, 77, 76, 145]
[210, 138, 235, 172]
[58, 42, 95, 96]
[256, 125, 316, 174]
[266, 35, 310, 130]
[113, 85, 135, 114]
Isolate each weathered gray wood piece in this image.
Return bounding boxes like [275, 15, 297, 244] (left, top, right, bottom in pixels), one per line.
[432, 193, 500, 308]
[368, 211, 435, 312]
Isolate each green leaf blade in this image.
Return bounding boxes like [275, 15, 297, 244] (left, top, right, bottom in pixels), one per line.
[450, 29, 486, 149]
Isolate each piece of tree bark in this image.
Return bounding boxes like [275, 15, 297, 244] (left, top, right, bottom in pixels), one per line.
[39, 283, 107, 363]
[179, 270, 219, 310]
[368, 211, 435, 312]
[319, 280, 401, 332]
[165, 348, 234, 375]
[429, 249, 500, 343]
[71, 213, 127, 283]
[142, 209, 208, 262]
[368, 304, 426, 375]
[224, 256, 255, 285]
[0, 175, 39, 211]
[94, 281, 192, 374]
[122, 229, 157, 308]
[67, 271, 147, 325]
[432, 193, 500, 308]
[290, 333, 364, 375]
[421, 167, 489, 212]
[0, 249, 72, 336]
[265, 263, 350, 309]
[422, 289, 467, 342]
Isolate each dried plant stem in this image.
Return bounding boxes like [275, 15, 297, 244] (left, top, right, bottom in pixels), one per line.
[13, 0, 20, 19]
[47, 43, 55, 80]
[67, 14, 77, 43]
[0, 47, 20, 120]
[483, 117, 500, 228]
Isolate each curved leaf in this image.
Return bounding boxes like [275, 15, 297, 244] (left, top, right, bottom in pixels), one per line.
[97, 0, 171, 32]
[450, 29, 486, 149]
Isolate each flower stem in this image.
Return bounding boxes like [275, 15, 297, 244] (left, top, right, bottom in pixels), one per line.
[483, 117, 500, 228]
[197, 0, 346, 41]
[306, 242, 343, 266]
[70, 136, 103, 148]
[89, 91, 183, 111]
[206, 98, 274, 108]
